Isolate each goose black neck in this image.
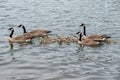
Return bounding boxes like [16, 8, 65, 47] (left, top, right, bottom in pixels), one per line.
[79, 33, 82, 41]
[22, 25, 27, 33]
[83, 26, 86, 36]
[9, 30, 14, 38]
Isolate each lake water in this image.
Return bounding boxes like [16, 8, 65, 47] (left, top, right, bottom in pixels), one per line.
[0, 0, 120, 80]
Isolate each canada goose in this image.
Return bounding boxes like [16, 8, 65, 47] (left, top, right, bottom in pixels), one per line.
[17, 24, 52, 38]
[76, 31, 101, 46]
[8, 27, 31, 44]
[80, 24, 111, 41]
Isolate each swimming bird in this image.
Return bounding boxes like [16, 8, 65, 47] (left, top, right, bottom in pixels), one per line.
[8, 27, 31, 44]
[76, 31, 102, 46]
[80, 24, 111, 41]
[17, 24, 52, 39]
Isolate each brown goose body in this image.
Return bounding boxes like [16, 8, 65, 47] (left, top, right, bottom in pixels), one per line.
[80, 24, 111, 41]
[27, 30, 51, 37]
[18, 24, 52, 38]
[9, 36, 30, 43]
[77, 31, 101, 46]
[8, 28, 31, 44]
[78, 39, 100, 46]
[83, 34, 110, 41]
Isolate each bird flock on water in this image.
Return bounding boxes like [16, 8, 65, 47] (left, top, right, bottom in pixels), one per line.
[8, 24, 116, 49]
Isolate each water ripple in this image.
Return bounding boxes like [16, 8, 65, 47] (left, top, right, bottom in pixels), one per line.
[0, 0, 120, 80]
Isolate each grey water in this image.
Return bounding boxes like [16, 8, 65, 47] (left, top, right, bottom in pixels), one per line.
[0, 0, 120, 80]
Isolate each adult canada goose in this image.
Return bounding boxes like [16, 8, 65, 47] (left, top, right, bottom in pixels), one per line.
[76, 31, 102, 46]
[17, 24, 52, 38]
[8, 27, 31, 44]
[80, 24, 111, 41]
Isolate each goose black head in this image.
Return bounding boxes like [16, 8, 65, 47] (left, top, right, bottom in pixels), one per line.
[18, 24, 24, 28]
[17, 24, 27, 33]
[76, 31, 82, 41]
[8, 27, 14, 31]
[80, 23, 85, 26]
[76, 31, 81, 34]
[8, 27, 14, 38]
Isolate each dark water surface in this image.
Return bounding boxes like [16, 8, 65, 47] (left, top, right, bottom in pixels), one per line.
[0, 0, 120, 80]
